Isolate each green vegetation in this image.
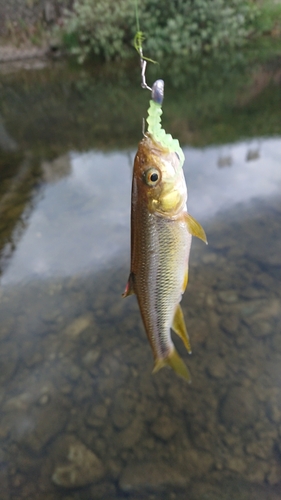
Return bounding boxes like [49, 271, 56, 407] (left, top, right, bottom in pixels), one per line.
[0, 40, 280, 158]
[254, 0, 281, 35]
[59, 0, 260, 63]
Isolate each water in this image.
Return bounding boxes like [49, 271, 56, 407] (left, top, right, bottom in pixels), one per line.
[0, 51, 281, 500]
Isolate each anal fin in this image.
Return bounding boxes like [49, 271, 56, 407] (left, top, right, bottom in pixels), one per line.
[172, 304, 192, 354]
[184, 213, 208, 244]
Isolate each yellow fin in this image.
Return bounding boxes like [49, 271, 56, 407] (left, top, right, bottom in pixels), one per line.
[182, 269, 188, 292]
[122, 273, 135, 298]
[172, 304, 192, 354]
[184, 213, 208, 244]
[152, 347, 191, 382]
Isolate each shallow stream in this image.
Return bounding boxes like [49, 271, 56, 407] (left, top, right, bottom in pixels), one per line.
[0, 49, 281, 499]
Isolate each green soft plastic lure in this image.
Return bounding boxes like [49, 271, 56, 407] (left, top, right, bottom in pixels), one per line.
[146, 79, 185, 167]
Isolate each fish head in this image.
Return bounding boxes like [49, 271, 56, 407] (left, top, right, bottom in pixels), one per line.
[133, 134, 187, 217]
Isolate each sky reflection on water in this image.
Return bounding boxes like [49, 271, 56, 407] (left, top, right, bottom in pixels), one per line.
[1, 136, 280, 285]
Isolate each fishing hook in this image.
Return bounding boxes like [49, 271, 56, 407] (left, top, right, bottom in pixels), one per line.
[140, 52, 152, 91]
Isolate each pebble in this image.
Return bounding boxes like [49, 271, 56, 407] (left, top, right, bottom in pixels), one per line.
[111, 388, 136, 429]
[206, 356, 226, 379]
[82, 349, 101, 372]
[150, 415, 178, 441]
[13, 403, 68, 453]
[86, 404, 108, 428]
[0, 342, 18, 384]
[119, 462, 188, 492]
[220, 313, 240, 335]
[0, 179, 280, 500]
[220, 386, 258, 429]
[63, 313, 94, 338]
[218, 291, 239, 303]
[115, 417, 144, 449]
[52, 438, 105, 488]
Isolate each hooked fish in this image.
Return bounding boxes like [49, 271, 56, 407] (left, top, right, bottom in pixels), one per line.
[123, 80, 207, 381]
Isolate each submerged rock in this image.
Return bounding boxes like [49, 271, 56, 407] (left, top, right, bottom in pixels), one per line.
[52, 437, 105, 488]
[119, 462, 187, 492]
[115, 417, 144, 449]
[220, 386, 258, 429]
[150, 414, 178, 441]
[63, 313, 94, 338]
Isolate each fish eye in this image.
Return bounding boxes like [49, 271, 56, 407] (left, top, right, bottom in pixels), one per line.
[144, 168, 160, 187]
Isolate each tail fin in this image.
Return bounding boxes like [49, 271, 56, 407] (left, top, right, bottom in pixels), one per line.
[152, 347, 191, 382]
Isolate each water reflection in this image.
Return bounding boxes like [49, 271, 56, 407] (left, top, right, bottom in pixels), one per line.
[0, 131, 281, 499]
[1, 137, 281, 285]
[0, 52, 281, 499]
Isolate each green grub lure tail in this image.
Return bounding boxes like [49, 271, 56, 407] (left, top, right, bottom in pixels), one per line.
[147, 80, 185, 167]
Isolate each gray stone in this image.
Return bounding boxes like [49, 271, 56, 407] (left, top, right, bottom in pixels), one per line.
[267, 463, 281, 485]
[220, 386, 258, 429]
[63, 313, 94, 338]
[220, 314, 240, 335]
[150, 415, 178, 441]
[0, 342, 18, 384]
[206, 356, 226, 379]
[52, 438, 105, 488]
[218, 291, 239, 303]
[272, 334, 281, 353]
[111, 388, 137, 429]
[183, 448, 214, 477]
[86, 404, 108, 428]
[116, 417, 143, 449]
[119, 463, 187, 492]
[13, 402, 68, 453]
[226, 456, 247, 474]
[246, 439, 274, 460]
[0, 315, 15, 340]
[202, 253, 217, 264]
[82, 349, 101, 373]
[89, 481, 116, 499]
[3, 392, 33, 412]
[242, 299, 279, 339]
[246, 458, 270, 483]
[0, 466, 10, 500]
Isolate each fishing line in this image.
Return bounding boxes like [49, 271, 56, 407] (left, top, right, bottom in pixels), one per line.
[133, 0, 158, 90]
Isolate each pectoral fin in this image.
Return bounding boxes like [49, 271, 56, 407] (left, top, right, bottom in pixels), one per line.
[122, 273, 135, 297]
[152, 347, 191, 382]
[184, 213, 208, 244]
[172, 304, 192, 354]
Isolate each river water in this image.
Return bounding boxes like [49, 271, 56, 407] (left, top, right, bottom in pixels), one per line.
[0, 50, 281, 499]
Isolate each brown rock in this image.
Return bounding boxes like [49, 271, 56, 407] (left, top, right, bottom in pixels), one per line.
[116, 417, 144, 449]
[150, 415, 178, 441]
[206, 356, 226, 379]
[220, 386, 258, 429]
[119, 462, 187, 492]
[52, 437, 105, 488]
[0, 341, 18, 384]
[111, 388, 136, 429]
[63, 313, 94, 338]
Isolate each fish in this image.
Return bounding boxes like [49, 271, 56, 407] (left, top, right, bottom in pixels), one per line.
[123, 80, 207, 381]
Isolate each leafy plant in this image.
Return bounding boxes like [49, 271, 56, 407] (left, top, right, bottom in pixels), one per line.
[60, 0, 135, 62]
[58, 0, 259, 63]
